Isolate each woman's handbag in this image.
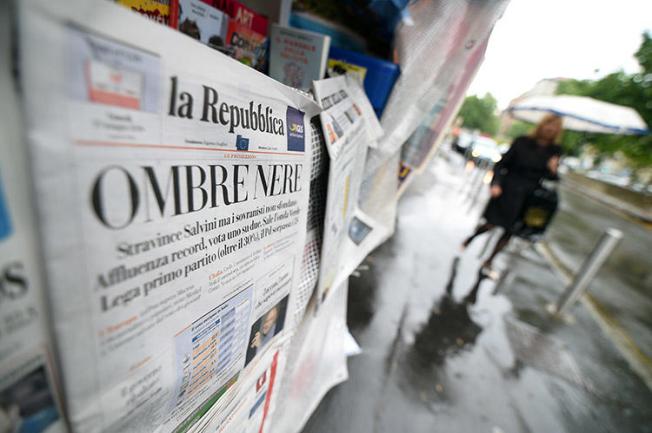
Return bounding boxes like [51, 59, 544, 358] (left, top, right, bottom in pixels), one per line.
[514, 182, 559, 240]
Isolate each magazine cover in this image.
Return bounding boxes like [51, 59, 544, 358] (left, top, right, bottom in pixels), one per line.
[269, 24, 330, 91]
[226, 18, 267, 71]
[205, 0, 269, 35]
[177, 0, 228, 50]
[116, 0, 173, 26]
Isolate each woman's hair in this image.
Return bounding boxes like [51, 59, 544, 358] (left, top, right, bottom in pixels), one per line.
[530, 113, 563, 143]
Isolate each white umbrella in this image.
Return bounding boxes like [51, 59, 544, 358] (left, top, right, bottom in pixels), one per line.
[507, 95, 649, 135]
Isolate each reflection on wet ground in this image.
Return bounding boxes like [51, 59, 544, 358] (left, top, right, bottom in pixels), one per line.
[410, 258, 483, 367]
[399, 257, 483, 406]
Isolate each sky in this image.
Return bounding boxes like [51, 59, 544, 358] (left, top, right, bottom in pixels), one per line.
[467, 0, 652, 109]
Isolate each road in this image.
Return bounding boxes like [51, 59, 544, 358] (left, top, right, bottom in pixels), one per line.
[546, 182, 652, 361]
[300, 150, 652, 433]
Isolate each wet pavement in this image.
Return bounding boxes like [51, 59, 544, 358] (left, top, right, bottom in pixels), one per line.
[300, 150, 652, 433]
[546, 183, 652, 361]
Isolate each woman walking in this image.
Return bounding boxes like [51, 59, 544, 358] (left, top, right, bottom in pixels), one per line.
[461, 114, 563, 269]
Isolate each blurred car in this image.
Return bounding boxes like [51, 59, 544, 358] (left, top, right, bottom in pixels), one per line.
[451, 131, 474, 155]
[561, 156, 580, 169]
[587, 170, 631, 187]
[467, 136, 502, 167]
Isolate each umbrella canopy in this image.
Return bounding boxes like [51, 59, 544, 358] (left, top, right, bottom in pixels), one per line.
[507, 95, 649, 135]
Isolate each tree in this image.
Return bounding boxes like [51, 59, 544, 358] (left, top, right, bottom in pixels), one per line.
[506, 120, 531, 141]
[556, 32, 652, 173]
[458, 93, 499, 136]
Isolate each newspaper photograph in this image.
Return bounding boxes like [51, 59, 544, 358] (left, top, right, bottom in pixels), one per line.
[18, 1, 319, 432]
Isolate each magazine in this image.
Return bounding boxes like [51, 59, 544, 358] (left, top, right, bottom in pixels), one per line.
[116, 0, 174, 26]
[269, 24, 330, 91]
[177, 0, 228, 50]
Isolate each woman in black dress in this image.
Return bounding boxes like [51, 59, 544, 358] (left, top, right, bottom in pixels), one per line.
[461, 114, 563, 269]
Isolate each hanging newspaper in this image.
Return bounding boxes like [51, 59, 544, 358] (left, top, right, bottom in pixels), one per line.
[18, 0, 319, 432]
[0, 4, 65, 433]
[369, 0, 509, 172]
[312, 75, 385, 302]
[271, 282, 350, 433]
[398, 37, 489, 194]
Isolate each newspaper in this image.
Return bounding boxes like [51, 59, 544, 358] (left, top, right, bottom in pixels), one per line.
[398, 37, 489, 193]
[0, 4, 66, 433]
[192, 338, 288, 433]
[345, 77, 384, 146]
[18, 1, 319, 432]
[313, 76, 385, 301]
[353, 151, 399, 267]
[270, 282, 349, 433]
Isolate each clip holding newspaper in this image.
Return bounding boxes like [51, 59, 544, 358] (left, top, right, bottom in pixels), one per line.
[312, 75, 386, 303]
[17, 0, 319, 432]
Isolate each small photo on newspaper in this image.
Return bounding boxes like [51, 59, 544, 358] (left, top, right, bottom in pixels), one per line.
[66, 25, 161, 112]
[245, 295, 288, 366]
[0, 364, 61, 433]
[348, 215, 373, 245]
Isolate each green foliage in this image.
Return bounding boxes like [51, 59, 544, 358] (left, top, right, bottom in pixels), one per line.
[505, 120, 531, 141]
[556, 32, 652, 169]
[458, 93, 499, 136]
[558, 130, 585, 157]
[635, 33, 652, 74]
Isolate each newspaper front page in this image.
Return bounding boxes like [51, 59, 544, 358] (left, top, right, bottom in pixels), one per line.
[0, 4, 66, 433]
[19, 1, 319, 432]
